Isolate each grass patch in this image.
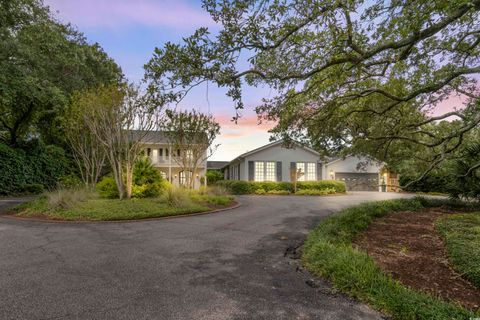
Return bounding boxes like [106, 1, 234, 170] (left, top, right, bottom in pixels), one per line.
[302, 197, 480, 320]
[14, 187, 235, 221]
[436, 212, 480, 289]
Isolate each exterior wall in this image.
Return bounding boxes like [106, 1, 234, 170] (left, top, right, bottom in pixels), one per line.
[142, 143, 207, 189]
[243, 144, 320, 182]
[323, 156, 382, 180]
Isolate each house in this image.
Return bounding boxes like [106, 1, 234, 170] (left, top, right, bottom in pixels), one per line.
[135, 131, 207, 189]
[207, 161, 230, 171]
[221, 140, 399, 192]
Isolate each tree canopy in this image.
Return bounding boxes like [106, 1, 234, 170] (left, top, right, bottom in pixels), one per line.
[145, 0, 480, 185]
[0, 0, 122, 145]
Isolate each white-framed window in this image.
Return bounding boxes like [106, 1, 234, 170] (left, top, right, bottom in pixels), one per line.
[254, 161, 276, 182]
[160, 171, 167, 180]
[254, 162, 264, 181]
[265, 162, 276, 181]
[296, 162, 316, 181]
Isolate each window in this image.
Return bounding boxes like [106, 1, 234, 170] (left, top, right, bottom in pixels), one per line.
[296, 162, 316, 181]
[254, 162, 264, 181]
[307, 163, 316, 181]
[159, 148, 163, 157]
[254, 161, 276, 182]
[146, 148, 151, 157]
[296, 163, 305, 181]
[160, 171, 167, 179]
[166, 148, 169, 157]
[186, 149, 193, 159]
[265, 162, 276, 181]
[179, 171, 192, 186]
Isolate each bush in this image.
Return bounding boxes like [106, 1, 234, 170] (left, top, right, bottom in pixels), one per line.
[162, 186, 191, 207]
[0, 141, 72, 195]
[216, 180, 346, 195]
[206, 170, 224, 184]
[96, 176, 119, 199]
[267, 190, 291, 195]
[296, 188, 336, 195]
[254, 188, 266, 195]
[21, 184, 44, 194]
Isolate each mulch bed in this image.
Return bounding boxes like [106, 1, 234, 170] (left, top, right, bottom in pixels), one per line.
[354, 207, 480, 311]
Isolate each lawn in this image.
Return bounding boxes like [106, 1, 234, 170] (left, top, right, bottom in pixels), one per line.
[436, 212, 480, 289]
[14, 189, 235, 221]
[302, 197, 480, 320]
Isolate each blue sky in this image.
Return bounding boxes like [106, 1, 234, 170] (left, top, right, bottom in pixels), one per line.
[45, 0, 275, 161]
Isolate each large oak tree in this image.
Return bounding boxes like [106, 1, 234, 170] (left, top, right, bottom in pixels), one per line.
[145, 0, 480, 186]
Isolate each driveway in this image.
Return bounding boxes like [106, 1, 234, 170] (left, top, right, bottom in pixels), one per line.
[0, 192, 411, 320]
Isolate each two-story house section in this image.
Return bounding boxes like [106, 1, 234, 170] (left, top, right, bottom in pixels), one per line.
[132, 130, 207, 189]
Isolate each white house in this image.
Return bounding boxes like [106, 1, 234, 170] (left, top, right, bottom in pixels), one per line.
[135, 131, 207, 189]
[220, 140, 399, 192]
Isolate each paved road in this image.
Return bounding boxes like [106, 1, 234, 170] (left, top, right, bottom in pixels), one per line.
[0, 192, 412, 320]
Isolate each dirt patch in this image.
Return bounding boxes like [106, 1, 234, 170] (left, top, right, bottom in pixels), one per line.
[354, 207, 480, 311]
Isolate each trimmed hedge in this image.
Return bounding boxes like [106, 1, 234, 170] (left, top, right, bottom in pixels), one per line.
[216, 180, 346, 194]
[0, 141, 72, 195]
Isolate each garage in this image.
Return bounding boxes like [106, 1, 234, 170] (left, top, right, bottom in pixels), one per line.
[335, 172, 379, 191]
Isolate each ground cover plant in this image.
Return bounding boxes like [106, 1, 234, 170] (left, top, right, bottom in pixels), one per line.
[302, 198, 480, 320]
[14, 185, 235, 221]
[436, 212, 480, 289]
[215, 180, 345, 195]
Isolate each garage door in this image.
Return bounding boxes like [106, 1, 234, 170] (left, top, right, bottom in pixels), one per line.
[335, 172, 379, 191]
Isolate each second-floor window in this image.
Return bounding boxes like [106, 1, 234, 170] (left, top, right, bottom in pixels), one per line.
[159, 148, 163, 157]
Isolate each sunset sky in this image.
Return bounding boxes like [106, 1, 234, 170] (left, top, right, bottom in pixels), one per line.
[44, 0, 276, 161]
[44, 0, 463, 161]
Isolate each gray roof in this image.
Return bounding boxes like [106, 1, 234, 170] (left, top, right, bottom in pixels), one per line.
[128, 130, 169, 143]
[207, 161, 229, 170]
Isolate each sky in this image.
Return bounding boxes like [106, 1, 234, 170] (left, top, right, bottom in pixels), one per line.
[44, 0, 275, 161]
[44, 0, 466, 161]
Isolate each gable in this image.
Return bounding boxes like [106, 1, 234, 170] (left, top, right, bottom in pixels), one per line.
[243, 143, 320, 163]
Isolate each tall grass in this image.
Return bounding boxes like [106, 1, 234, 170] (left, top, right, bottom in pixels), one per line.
[46, 188, 96, 209]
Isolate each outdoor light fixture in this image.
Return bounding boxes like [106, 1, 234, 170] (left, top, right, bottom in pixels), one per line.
[330, 170, 334, 179]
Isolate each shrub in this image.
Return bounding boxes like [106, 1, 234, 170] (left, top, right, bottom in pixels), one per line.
[254, 188, 266, 195]
[216, 180, 346, 195]
[0, 141, 72, 195]
[59, 174, 84, 189]
[21, 184, 44, 194]
[267, 190, 291, 195]
[296, 188, 336, 196]
[96, 176, 119, 199]
[206, 170, 224, 184]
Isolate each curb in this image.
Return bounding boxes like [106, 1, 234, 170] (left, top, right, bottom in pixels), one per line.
[0, 201, 241, 224]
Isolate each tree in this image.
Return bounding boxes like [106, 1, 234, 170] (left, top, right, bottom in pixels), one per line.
[290, 168, 304, 193]
[163, 110, 220, 189]
[0, 0, 122, 146]
[81, 84, 161, 199]
[63, 92, 107, 188]
[145, 0, 480, 187]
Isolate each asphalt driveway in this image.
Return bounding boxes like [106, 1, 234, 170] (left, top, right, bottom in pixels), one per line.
[0, 192, 411, 320]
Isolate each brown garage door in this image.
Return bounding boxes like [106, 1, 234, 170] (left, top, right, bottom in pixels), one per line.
[335, 172, 379, 191]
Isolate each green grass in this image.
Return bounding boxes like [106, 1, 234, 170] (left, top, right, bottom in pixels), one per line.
[302, 197, 480, 320]
[14, 188, 235, 221]
[436, 212, 480, 289]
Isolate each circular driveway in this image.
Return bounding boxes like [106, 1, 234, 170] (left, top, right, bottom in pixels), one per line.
[0, 192, 412, 320]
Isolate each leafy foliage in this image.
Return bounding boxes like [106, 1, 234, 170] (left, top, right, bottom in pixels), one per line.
[0, 141, 72, 195]
[206, 169, 224, 184]
[216, 180, 345, 194]
[0, 0, 122, 145]
[450, 142, 480, 200]
[145, 0, 480, 185]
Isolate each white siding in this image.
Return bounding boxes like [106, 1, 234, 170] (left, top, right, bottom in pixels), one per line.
[243, 144, 320, 182]
[323, 156, 382, 180]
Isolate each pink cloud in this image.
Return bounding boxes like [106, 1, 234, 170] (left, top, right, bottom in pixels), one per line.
[45, 0, 214, 29]
[214, 113, 276, 139]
